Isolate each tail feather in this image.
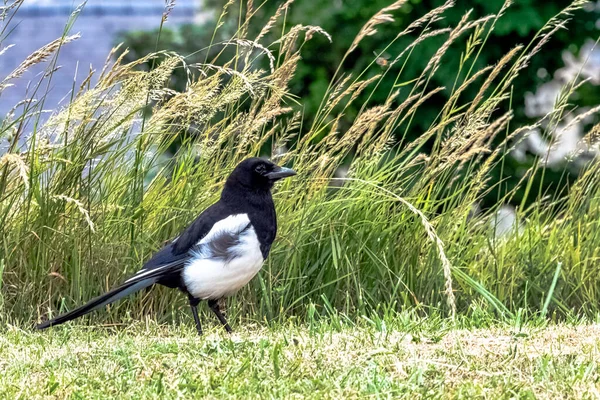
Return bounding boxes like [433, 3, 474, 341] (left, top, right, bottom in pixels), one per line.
[36, 278, 156, 330]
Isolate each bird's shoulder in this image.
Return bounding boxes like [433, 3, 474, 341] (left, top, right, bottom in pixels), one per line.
[171, 202, 239, 255]
[139, 203, 229, 270]
[142, 198, 276, 271]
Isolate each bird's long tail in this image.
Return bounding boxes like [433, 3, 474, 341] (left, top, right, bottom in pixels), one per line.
[36, 277, 157, 330]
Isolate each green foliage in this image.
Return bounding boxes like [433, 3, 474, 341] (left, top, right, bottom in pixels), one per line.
[120, 0, 600, 207]
[0, 1, 598, 330]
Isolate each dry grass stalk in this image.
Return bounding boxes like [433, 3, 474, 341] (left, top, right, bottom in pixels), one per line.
[98, 44, 125, 82]
[568, 151, 600, 203]
[226, 38, 276, 72]
[377, 93, 425, 148]
[249, 107, 293, 140]
[0, 44, 15, 56]
[463, 112, 513, 170]
[5, 99, 36, 122]
[352, 105, 391, 155]
[348, 0, 408, 54]
[495, 2, 588, 97]
[43, 54, 181, 150]
[391, 28, 452, 68]
[328, 74, 382, 116]
[394, 0, 454, 40]
[469, 116, 538, 193]
[162, 0, 177, 23]
[76, 66, 96, 98]
[201, 64, 257, 96]
[238, 0, 254, 40]
[213, 0, 236, 34]
[397, 87, 446, 129]
[564, 105, 600, 133]
[385, 91, 428, 132]
[274, 25, 331, 60]
[0, 153, 29, 190]
[546, 105, 600, 162]
[423, 14, 494, 79]
[324, 74, 353, 108]
[444, 65, 494, 113]
[302, 103, 393, 179]
[0, 0, 24, 17]
[53, 195, 95, 233]
[326, 111, 376, 156]
[0, 34, 80, 91]
[100, 51, 164, 89]
[523, 22, 567, 72]
[363, 94, 403, 155]
[263, 53, 301, 109]
[466, 45, 522, 115]
[538, 0, 587, 36]
[255, 0, 294, 43]
[304, 26, 332, 42]
[582, 122, 600, 147]
[401, 113, 463, 168]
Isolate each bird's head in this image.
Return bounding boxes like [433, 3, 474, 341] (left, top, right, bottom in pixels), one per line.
[225, 157, 296, 192]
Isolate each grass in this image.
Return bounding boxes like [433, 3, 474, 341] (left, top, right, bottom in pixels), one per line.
[1, 316, 599, 398]
[0, 0, 598, 334]
[1, 1, 599, 397]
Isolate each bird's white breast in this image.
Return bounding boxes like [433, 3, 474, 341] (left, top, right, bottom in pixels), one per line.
[182, 214, 265, 300]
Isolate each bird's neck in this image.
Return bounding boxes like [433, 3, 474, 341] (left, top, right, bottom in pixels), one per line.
[220, 183, 277, 258]
[220, 183, 274, 211]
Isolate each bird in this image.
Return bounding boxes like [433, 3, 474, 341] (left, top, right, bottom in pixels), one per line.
[36, 157, 296, 334]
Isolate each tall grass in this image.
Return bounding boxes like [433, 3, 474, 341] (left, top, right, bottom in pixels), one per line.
[0, 0, 598, 327]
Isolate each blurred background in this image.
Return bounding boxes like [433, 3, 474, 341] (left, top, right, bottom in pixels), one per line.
[1, 0, 599, 214]
[0, 0, 201, 118]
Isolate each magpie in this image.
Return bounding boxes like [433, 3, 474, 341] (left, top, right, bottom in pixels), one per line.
[36, 157, 296, 334]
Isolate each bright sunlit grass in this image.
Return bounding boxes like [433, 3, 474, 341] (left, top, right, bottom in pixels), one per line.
[1, 316, 599, 398]
[1, 1, 599, 397]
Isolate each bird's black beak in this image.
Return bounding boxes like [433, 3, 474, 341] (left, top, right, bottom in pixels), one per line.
[266, 166, 296, 181]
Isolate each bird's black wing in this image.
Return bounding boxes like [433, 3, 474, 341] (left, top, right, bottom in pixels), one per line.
[136, 202, 233, 275]
[171, 203, 234, 255]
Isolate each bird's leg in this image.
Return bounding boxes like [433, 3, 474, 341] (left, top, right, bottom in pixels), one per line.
[208, 299, 232, 333]
[188, 295, 202, 336]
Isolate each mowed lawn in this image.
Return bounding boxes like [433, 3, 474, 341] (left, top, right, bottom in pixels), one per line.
[1, 320, 599, 399]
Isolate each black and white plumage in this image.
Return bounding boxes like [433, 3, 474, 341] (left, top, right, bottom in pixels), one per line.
[36, 158, 296, 334]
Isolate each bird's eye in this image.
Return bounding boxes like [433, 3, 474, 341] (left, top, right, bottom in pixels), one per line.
[255, 164, 267, 174]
